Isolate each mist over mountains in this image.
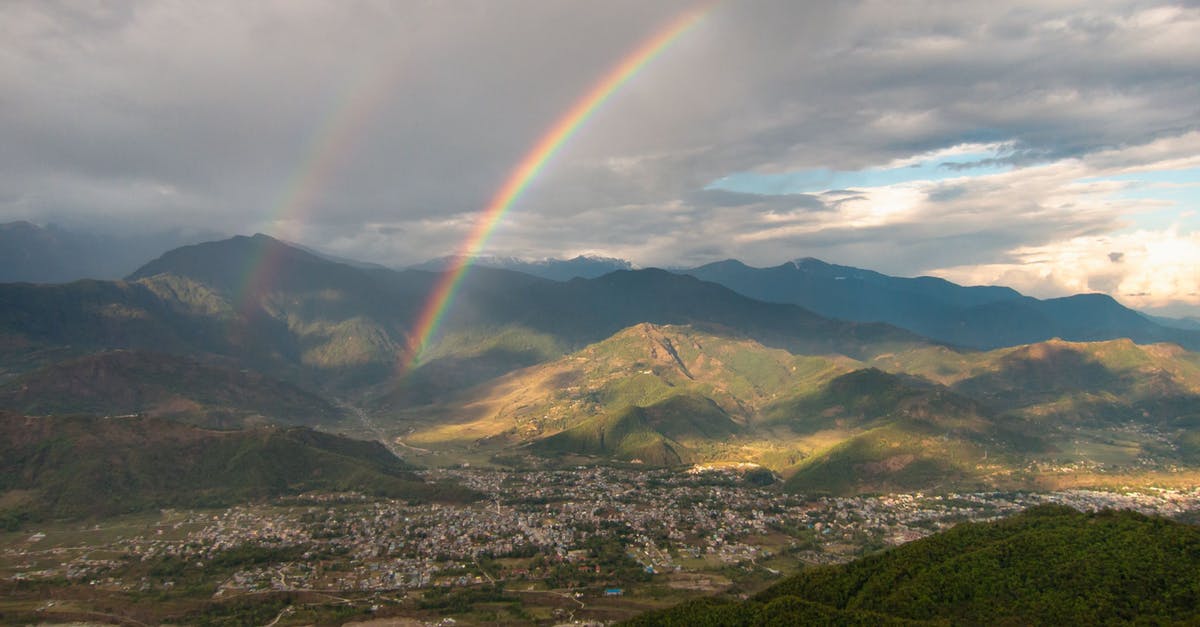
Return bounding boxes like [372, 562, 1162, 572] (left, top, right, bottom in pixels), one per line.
[0, 221, 221, 284]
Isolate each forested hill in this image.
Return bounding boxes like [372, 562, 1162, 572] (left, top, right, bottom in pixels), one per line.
[624, 505, 1200, 626]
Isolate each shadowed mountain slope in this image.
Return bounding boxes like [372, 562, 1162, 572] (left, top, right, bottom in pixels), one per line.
[0, 412, 476, 519]
[0, 221, 216, 284]
[0, 350, 342, 428]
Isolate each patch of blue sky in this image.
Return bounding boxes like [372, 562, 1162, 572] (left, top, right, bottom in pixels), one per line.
[1083, 166, 1200, 186]
[1088, 167, 1200, 233]
[1118, 189, 1200, 235]
[707, 150, 1013, 195]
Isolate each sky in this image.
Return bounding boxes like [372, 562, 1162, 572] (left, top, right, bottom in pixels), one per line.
[2, 1, 1199, 315]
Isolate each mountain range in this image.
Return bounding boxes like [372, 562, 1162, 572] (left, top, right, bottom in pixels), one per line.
[680, 257, 1200, 351]
[2, 233, 1200, 507]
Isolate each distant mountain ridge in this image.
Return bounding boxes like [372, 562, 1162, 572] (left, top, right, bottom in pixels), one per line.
[122, 235, 927, 387]
[412, 253, 633, 281]
[679, 257, 1200, 351]
[0, 220, 219, 284]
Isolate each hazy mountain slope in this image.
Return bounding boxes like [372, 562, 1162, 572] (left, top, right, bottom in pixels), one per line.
[482, 268, 932, 360]
[0, 350, 342, 428]
[394, 267, 930, 405]
[0, 279, 216, 351]
[628, 506, 1200, 625]
[0, 275, 310, 393]
[680, 258, 1200, 350]
[0, 412, 476, 519]
[0, 221, 218, 284]
[1149, 314, 1200, 331]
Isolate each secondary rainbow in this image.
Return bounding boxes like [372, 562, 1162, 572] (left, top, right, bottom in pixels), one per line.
[402, 5, 712, 371]
[236, 60, 405, 314]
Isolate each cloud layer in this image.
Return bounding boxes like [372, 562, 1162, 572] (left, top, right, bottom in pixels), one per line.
[2, 1, 1198, 312]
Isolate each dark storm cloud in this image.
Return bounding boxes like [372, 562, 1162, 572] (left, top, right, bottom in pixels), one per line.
[2, 0, 1198, 304]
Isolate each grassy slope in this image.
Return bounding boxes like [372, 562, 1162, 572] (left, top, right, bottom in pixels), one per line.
[874, 338, 1200, 419]
[395, 325, 1200, 491]
[529, 405, 689, 466]
[626, 506, 1200, 625]
[771, 369, 1037, 494]
[397, 323, 856, 456]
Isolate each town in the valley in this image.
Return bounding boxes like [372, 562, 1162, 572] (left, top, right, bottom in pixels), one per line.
[7, 463, 1200, 619]
[4, 465, 1200, 624]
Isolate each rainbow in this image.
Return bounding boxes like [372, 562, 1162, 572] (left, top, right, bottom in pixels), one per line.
[402, 5, 712, 371]
[236, 61, 405, 314]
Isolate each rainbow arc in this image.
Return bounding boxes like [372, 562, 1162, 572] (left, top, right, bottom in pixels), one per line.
[401, 6, 712, 373]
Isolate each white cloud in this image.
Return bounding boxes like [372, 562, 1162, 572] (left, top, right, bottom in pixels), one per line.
[930, 228, 1200, 310]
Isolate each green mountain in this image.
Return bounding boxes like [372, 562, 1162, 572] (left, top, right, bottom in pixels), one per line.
[770, 369, 1032, 495]
[626, 505, 1200, 625]
[392, 323, 855, 456]
[0, 412, 475, 520]
[4, 235, 1200, 497]
[529, 404, 692, 466]
[873, 338, 1200, 426]
[0, 350, 342, 428]
[388, 323, 1200, 494]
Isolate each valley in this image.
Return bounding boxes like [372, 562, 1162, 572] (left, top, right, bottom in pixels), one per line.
[4, 466, 1197, 626]
[6, 3, 1199, 623]
[3, 235, 1200, 625]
